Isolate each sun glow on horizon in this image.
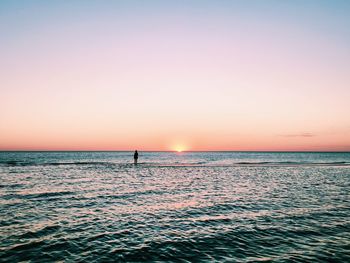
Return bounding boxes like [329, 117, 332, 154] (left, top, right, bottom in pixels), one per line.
[173, 144, 187, 153]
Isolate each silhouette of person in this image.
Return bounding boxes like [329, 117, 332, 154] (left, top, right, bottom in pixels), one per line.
[134, 150, 138, 164]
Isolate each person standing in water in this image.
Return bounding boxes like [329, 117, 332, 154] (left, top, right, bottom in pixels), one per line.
[134, 150, 138, 165]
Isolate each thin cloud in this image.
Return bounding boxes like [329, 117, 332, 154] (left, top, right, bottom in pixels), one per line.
[278, 133, 315, 138]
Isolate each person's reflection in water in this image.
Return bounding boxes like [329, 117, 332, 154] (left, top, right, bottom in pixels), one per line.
[134, 150, 138, 165]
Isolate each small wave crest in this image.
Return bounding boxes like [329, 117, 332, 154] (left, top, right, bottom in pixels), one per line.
[143, 161, 350, 168]
[1, 160, 349, 168]
[2, 191, 75, 200]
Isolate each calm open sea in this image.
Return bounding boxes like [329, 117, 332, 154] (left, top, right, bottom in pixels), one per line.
[0, 151, 349, 262]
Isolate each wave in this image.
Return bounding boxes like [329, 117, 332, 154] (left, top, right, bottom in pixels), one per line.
[1, 160, 349, 167]
[144, 161, 350, 167]
[234, 161, 350, 166]
[0, 161, 110, 167]
[2, 191, 75, 200]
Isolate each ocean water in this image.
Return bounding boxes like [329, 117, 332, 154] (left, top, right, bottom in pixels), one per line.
[0, 151, 349, 262]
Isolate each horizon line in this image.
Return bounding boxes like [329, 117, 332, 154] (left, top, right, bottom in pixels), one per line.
[1, 150, 349, 153]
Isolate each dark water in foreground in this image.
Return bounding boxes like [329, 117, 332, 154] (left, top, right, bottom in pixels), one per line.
[0, 152, 349, 262]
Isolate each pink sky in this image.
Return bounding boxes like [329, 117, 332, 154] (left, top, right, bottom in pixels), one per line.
[1, 1, 349, 151]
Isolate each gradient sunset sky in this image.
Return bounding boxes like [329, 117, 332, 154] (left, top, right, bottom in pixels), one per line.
[1, 0, 349, 151]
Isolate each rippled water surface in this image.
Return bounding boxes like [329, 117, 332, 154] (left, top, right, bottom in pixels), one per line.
[1, 152, 349, 262]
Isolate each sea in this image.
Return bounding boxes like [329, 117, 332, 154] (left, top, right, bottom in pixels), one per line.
[0, 151, 349, 262]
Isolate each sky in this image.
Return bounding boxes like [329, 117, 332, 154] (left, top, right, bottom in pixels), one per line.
[0, 0, 350, 151]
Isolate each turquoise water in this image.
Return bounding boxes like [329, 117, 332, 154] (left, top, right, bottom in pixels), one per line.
[0, 152, 349, 262]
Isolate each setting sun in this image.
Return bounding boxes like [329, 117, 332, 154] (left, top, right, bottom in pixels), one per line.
[173, 145, 187, 152]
